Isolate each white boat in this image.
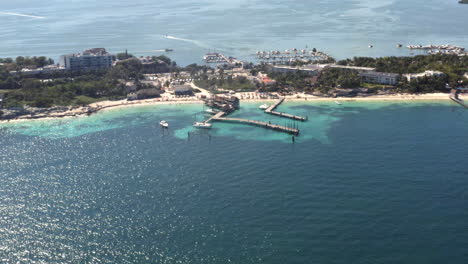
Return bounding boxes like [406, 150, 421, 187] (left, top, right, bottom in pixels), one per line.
[204, 108, 219, 114]
[193, 122, 212, 129]
[159, 120, 169, 128]
[335, 101, 342, 105]
[259, 104, 269, 110]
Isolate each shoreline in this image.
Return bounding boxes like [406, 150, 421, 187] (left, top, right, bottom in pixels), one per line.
[0, 93, 465, 124]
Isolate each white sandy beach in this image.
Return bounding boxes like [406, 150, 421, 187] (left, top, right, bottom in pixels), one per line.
[1, 92, 465, 124]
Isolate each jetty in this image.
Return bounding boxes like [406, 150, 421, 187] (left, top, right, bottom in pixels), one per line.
[206, 111, 299, 135]
[201, 95, 301, 135]
[450, 95, 468, 108]
[450, 88, 468, 108]
[265, 98, 307, 121]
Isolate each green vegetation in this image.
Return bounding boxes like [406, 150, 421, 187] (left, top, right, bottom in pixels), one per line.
[266, 71, 312, 92]
[316, 68, 361, 92]
[0, 56, 54, 71]
[459, 0, 468, 4]
[267, 54, 467, 94]
[194, 75, 256, 92]
[2, 75, 125, 108]
[337, 54, 467, 86]
[0, 58, 158, 108]
[0, 54, 196, 109]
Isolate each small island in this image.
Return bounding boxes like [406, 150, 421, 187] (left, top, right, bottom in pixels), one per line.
[459, 0, 468, 4]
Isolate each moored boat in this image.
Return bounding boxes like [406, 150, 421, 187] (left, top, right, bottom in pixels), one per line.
[159, 120, 169, 128]
[193, 122, 212, 129]
[259, 104, 269, 110]
[204, 108, 219, 114]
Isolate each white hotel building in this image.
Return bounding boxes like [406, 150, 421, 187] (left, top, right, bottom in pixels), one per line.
[59, 48, 115, 71]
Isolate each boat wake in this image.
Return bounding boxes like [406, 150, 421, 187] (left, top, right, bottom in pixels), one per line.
[134, 49, 166, 53]
[0, 12, 46, 19]
[163, 34, 208, 48]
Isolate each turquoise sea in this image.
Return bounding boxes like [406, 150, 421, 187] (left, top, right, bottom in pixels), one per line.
[1, 0, 468, 65]
[0, 101, 467, 263]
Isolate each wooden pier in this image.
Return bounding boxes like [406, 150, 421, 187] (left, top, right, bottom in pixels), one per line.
[205, 111, 300, 135]
[450, 95, 468, 108]
[265, 98, 307, 121]
[204, 111, 226, 123]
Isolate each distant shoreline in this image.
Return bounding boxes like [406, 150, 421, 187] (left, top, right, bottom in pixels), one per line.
[0, 93, 464, 124]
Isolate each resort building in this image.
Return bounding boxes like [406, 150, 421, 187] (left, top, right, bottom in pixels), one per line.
[359, 71, 400, 85]
[262, 77, 276, 86]
[10, 65, 66, 76]
[403, 70, 446, 82]
[327, 65, 376, 72]
[174, 85, 193, 96]
[271, 65, 321, 76]
[59, 48, 115, 71]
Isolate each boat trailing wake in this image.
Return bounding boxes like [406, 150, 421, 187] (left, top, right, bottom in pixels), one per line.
[163, 34, 208, 48]
[0, 12, 46, 19]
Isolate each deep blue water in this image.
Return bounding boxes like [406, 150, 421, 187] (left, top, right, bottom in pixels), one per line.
[1, 0, 468, 65]
[0, 101, 467, 263]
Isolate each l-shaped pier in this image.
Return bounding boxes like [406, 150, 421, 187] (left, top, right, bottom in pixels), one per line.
[205, 111, 300, 135]
[265, 98, 307, 121]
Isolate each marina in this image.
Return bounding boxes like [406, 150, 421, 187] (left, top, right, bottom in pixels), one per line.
[203, 52, 243, 66]
[254, 48, 331, 64]
[406, 44, 467, 56]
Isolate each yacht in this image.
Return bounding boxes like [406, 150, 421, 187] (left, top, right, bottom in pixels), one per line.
[193, 122, 212, 129]
[159, 120, 169, 128]
[259, 104, 269, 110]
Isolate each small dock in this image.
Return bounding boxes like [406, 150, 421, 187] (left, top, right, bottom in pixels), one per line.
[204, 111, 226, 123]
[450, 96, 468, 108]
[265, 98, 307, 121]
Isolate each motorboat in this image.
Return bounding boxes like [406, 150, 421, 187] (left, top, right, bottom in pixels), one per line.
[193, 122, 212, 129]
[159, 120, 169, 128]
[335, 101, 342, 105]
[164, 48, 173, 52]
[259, 104, 269, 110]
[204, 108, 219, 114]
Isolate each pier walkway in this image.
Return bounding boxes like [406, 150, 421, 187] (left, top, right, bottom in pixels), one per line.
[265, 98, 307, 121]
[450, 96, 468, 108]
[205, 111, 299, 135]
[204, 111, 226, 123]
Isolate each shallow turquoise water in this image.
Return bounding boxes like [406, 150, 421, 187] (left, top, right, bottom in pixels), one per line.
[0, 100, 458, 143]
[1, 101, 467, 263]
[1, 0, 467, 64]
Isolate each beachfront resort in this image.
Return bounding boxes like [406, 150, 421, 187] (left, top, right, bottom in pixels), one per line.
[0, 45, 467, 125]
